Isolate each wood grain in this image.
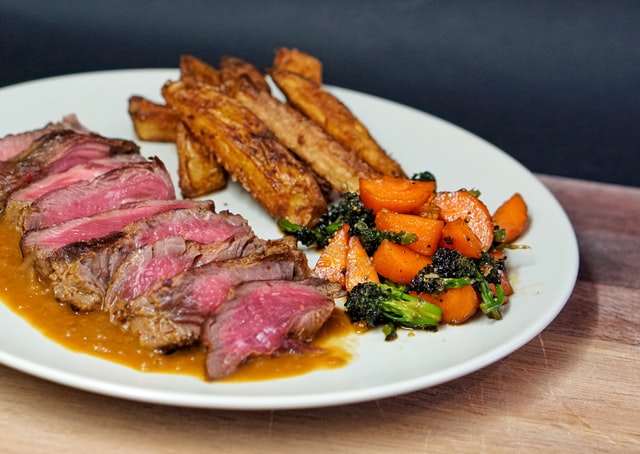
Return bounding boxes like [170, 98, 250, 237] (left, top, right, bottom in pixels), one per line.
[0, 174, 638, 453]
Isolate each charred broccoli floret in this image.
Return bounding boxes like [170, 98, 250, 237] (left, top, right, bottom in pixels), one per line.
[411, 171, 437, 182]
[349, 219, 416, 255]
[276, 218, 334, 248]
[345, 281, 442, 340]
[278, 191, 416, 253]
[278, 192, 372, 249]
[409, 248, 506, 319]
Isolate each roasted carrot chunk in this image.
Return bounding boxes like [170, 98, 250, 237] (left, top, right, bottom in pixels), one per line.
[411, 191, 438, 218]
[345, 235, 380, 291]
[418, 285, 479, 324]
[374, 210, 443, 256]
[496, 269, 514, 297]
[314, 224, 350, 287]
[433, 190, 494, 251]
[372, 239, 432, 285]
[359, 176, 436, 214]
[439, 217, 484, 258]
[492, 192, 528, 243]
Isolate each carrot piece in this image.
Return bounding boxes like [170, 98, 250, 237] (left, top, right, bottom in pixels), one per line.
[314, 224, 350, 287]
[495, 270, 514, 297]
[359, 176, 436, 214]
[345, 235, 380, 291]
[439, 217, 483, 258]
[492, 192, 528, 243]
[372, 239, 432, 285]
[375, 210, 443, 256]
[433, 190, 494, 251]
[418, 286, 479, 324]
[412, 191, 438, 218]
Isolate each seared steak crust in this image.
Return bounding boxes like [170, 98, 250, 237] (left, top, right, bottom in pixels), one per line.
[48, 232, 127, 311]
[0, 114, 89, 161]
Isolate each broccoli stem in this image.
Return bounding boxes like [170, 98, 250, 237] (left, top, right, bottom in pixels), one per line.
[277, 217, 342, 248]
[476, 278, 505, 320]
[417, 273, 475, 294]
[344, 282, 442, 337]
[381, 293, 442, 329]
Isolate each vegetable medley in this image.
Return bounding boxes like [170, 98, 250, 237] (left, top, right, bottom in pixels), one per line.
[278, 172, 529, 340]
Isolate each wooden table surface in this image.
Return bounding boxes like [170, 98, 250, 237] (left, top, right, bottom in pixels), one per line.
[0, 174, 638, 453]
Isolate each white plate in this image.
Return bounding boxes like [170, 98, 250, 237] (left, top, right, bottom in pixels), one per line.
[0, 69, 579, 410]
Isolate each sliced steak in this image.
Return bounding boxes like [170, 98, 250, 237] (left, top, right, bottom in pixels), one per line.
[202, 279, 335, 380]
[114, 243, 304, 351]
[50, 207, 257, 312]
[3, 154, 145, 222]
[0, 130, 139, 210]
[20, 199, 210, 273]
[0, 115, 89, 161]
[121, 207, 254, 249]
[22, 157, 175, 231]
[104, 209, 258, 308]
[103, 235, 250, 314]
[104, 237, 208, 313]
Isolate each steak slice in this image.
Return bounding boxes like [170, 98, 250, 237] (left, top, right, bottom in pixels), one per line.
[22, 156, 175, 231]
[103, 234, 255, 314]
[3, 154, 145, 222]
[50, 207, 256, 312]
[20, 199, 210, 273]
[0, 130, 139, 210]
[104, 210, 258, 308]
[113, 242, 305, 351]
[202, 279, 336, 380]
[0, 115, 89, 161]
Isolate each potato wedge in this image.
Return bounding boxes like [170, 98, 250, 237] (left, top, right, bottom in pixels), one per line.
[235, 84, 380, 194]
[273, 48, 322, 85]
[219, 56, 271, 96]
[270, 68, 407, 178]
[127, 96, 178, 142]
[175, 121, 227, 198]
[162, 80, 327, 226]
[217, 56, 379, 194]
[179, 54, 222, 88]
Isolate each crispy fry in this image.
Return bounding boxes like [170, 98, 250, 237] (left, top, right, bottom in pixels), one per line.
[175, 121, 227, 198]
[218, 56, 379, 194]
[179, 54, 222, 88]
[127, 96, 178, 142]
[219, 56, 271, 96]
[162, 80, 327, 226]
[127, 93, 227, 196]
[270, 68, 407, 178]
[273, 48, 323, 85]
[235, 84, 380, 194]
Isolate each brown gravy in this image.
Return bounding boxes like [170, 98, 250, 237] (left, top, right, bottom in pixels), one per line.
[0, 219, 354, 382]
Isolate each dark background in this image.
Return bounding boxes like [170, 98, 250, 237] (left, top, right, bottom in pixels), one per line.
[1, 1, 638, 187]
